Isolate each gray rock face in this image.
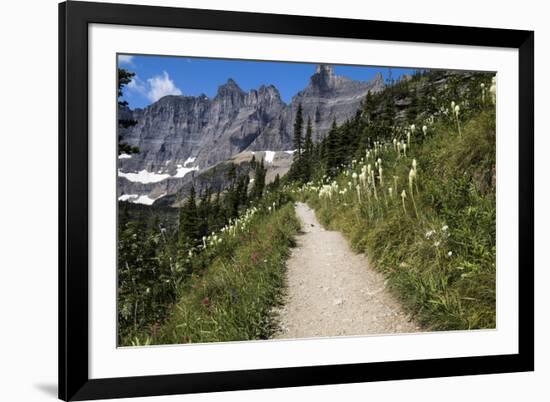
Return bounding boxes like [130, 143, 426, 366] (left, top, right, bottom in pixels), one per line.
[118, 64, 384, 203]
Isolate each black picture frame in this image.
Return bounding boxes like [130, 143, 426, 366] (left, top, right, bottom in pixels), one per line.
[59, 1, 534, 400]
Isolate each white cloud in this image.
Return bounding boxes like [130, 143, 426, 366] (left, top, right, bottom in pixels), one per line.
[127, 75, 146, 95]
[146, 71, 182, 102]
[118, 55, 134, 65]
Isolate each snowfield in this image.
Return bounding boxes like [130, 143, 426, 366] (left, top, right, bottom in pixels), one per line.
[263, 151, 276, 164]
[118, 169, 171, 184]
[118, 156, 199, 183]
[118, 192, 166, 205]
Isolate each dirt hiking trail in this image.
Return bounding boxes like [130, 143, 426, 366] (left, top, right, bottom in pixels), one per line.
[274, 202, 420, 339]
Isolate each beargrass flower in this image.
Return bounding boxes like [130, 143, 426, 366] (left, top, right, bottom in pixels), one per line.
[359, 171, 367, 188]
[454, 104, 462, 136]
[490, 76, 496, 104]
[422, 125, 428, 136]
[408, 169, 416, 192]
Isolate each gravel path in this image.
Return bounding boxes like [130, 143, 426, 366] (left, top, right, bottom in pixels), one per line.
[274, 202, 420, 339]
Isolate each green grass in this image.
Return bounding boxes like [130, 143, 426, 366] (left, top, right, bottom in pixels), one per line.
[301, 110, 496, 331]
[126, 203, 300, 346]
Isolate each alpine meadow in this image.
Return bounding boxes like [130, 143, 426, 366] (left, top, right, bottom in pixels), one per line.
[117, 56, 496, 346]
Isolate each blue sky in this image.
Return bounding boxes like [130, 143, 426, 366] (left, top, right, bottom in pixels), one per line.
[118, 54, 417, 109]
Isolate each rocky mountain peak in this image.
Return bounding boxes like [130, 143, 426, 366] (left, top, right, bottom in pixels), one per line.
[373, 72, 384, 86]
[315, 64, 335, 77]
[216, 78, 244, 97]
[309, 64, 339, 92]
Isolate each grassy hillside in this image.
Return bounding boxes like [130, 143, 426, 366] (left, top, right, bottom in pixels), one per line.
[123, 202, 300, 346]
[295, 91, 496, 330]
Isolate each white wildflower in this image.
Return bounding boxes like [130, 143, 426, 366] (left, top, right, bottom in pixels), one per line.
[490, 76, 496, 104]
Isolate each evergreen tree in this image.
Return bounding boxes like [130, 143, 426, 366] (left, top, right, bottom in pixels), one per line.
[198, 187, 212, 238]
[303, 117, 314, 181]
[293, 103, 304, 162]
[117, 68, 139, 155]
[325, 119, 341, 172]
[251, 158, 266, 200]
[406, 86, 419, 122]
[272, 173, 280, 189]
[362, 90, 375, 124]
[178, 185, 200, 249]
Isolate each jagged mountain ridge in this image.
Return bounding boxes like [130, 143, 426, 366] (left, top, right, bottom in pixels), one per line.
[118, 64, 385, 204]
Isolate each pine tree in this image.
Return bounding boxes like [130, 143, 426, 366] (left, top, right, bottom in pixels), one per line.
[303, 117, 314, 181]
[293, 104, 304, 161]
[289, 104, 304, 181]
[117, 68, 139, 155]
[272, 173, 280, 189]
[178, 185, 199, 249]
[325, 119, 341, 172]
[362, 90, 375, 123]
[251, 158, 266, 200]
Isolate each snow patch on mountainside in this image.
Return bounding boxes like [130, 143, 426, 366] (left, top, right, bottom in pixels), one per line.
[118, 192, 166, 205]
[118, 194, 138, 202]
[118, 169, 171, 184]
[264, 151, 276, 164]
[133, 193, 166, 205]
[174, 164, 199, 178]
[118, 157, 199, 183]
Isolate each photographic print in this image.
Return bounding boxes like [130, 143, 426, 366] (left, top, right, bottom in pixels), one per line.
[116, 55, 496, 347]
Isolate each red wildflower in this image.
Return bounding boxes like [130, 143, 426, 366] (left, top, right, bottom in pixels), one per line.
[201, 297, 210, 307]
